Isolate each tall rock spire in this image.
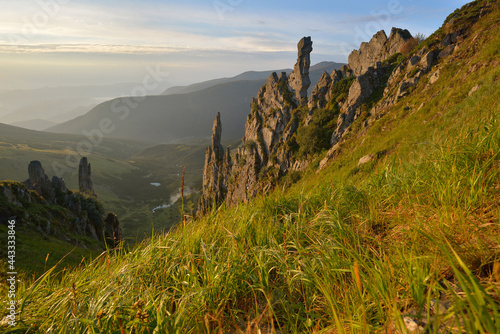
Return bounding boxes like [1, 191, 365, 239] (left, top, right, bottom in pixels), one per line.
[79, 157, 95, 196]
[288, 36, 313, 106]
[198, 112, 232, 215]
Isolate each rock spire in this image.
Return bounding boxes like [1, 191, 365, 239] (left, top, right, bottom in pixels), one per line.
[79, 157, 95, 195]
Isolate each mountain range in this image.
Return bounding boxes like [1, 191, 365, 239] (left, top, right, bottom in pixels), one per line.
[47, 62, 344, 143]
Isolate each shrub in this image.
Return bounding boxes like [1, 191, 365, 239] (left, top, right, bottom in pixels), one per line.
[400, 37, 418, 54]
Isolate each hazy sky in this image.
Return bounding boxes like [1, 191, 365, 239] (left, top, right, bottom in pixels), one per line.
[0, 0, 469, 91]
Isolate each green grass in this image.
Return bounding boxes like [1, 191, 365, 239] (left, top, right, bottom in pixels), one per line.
[2, 1, 500, 332]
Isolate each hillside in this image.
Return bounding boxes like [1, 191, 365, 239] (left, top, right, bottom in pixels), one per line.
[48, 63, 344, 144]
[2, 1, 500, 333]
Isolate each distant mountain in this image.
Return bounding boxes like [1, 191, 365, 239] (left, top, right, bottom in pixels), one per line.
[11, 119, 58, 131]
[0, 82, 167, 129]
[48, 80, 264, 143]
[48, 62, 345, 144]
[162, 61, 344, 96]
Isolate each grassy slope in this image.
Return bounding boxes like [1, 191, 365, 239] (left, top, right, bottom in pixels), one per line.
[3, 1, 500, 332]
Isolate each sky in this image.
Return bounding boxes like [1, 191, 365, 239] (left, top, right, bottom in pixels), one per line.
[0, 0, 470, 91]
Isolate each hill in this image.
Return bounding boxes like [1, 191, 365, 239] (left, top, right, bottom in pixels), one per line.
[47, 62, 345, 144]
[3, 1, 500, 333]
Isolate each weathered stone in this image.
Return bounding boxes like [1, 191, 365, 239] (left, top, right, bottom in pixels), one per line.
[308, 71, 332, 110]
[409, 55, 421, 66]
[331, 66, 389, 145]
[429, 69, 440, 84]
[24, 160, 55, 202]
[348, 28, 412, 76]
[288, 36, 313, 106]
[420, 50, 436, 70]
[438, 44, 455, 59]
[79, 157, 95, 195]
[468, 84, 480, 96]
[358, 155, 374, 167]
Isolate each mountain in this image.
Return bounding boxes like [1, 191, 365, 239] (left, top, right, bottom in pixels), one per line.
[9, 1, 500, 333]
[0, 82, 166, 131]
[10, 119, 58, 131]
[47, 62, 345, 144]
[162, 61, 343, 95]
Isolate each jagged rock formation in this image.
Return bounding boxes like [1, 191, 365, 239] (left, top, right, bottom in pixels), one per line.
[198, 113, 232, 214]
[308, 65, 353, 111]
[348, 28, 412, 76]
[197, 37, 314, 210]
[23, 161, 57, 203]
[330, 64, 390, 145]
[3, 159, 122, 247]
[198, 21, 470, 212]
[79, 157, 95, 195]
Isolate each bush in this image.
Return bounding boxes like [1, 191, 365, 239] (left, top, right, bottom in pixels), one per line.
[296, 108, 339, 158]
[400, 37, 418, 54]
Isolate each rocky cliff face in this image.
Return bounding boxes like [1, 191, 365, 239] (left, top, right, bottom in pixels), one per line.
[3, 158, 121, 247]
[348, 28, 412, 76]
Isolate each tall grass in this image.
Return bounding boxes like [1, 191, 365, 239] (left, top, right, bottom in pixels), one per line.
[4, 109, 499, 332]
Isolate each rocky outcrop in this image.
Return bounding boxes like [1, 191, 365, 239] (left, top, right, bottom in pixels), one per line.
[308, 65, 353, 111]
[197, 38, 314, 211]
[288, 37, 313, 106]
[23, 161, 56, 202]
[3, 159, 122, 247]
[331, 64, 390, 146]
[79, 157, 95, 196]
[348, 28, 412, 76]
[198, 113, 232, 214]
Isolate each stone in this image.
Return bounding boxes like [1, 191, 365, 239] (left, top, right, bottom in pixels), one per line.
[24, 160, 55, 202]
[419, 50, 436, 70]
[403, 316, 420, 333]
[429, 69, 440, 84]
[438, 44, 455, 59]
[468, 84, 480, 96]
[308, 71, 332, 110]
[410, 55, 421, 66]
[79, 157, 95, 195]
[348, 28, 412, 76]
[331, 66, 389, 146]
[358, 155, 373, 167]
[288, 36, 313, 106]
